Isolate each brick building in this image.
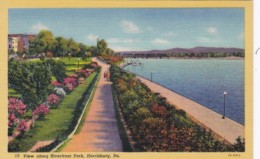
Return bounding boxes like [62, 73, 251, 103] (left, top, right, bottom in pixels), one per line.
[8, 34, 36, 53]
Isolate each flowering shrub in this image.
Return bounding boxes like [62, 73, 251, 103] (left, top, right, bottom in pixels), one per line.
[17, 119, 28, 133]
[47, 94, 60, 108]
[77, 69, 90, 78]
[51, 80, 63, 87]
[63, 77, 77, 87]
[8, 98, 27, 117]
[68, 74, 78, 79]
[65, 83, 74, 93]
[8, 114, 17, 135]
[33, 104, 50, 119]
[53, 87, 66, 98]
[150, 103, 169, 117]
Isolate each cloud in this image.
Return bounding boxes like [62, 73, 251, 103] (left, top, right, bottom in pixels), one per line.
[238, 32, 244, 40]
[87, 34, 99, 42]
[206, 27, 218, 34]
[198, 37, 220, 43]
[151, 38, 170, 45]
[31, 23, 49, 33]
[107, 38, 141, 44]
[121, 20, 140, 33]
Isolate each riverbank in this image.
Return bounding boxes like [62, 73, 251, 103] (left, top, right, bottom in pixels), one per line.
[123, 56, 244, 60]
[137, 76, 244, 144]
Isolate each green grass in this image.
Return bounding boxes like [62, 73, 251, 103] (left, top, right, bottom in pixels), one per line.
[59, 57, 91, 65]
[11, 72, 98, 152]
[8, 88, 21, 98]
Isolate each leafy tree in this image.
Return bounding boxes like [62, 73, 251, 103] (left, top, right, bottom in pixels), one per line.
[54, 36, 69, 57]
[8, 60, 52, 110]
[29, 30, 56, 54]
[67, 38, 80, 55]
[97, 39, 107, 55]
[88, 46, 98, 56]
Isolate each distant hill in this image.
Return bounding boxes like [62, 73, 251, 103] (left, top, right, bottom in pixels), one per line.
[117, 47, 244, 58]
[117, 47, 244, 55]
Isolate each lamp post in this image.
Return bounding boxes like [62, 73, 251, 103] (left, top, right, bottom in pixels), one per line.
[151, 72, 153, 82]
[222, 91, 227, 119]
[77, 58, 80, 69]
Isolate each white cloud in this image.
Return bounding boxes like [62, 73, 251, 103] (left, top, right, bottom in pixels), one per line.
[198, 37, 219, 43]
[31, 23, 49, 33]
[121, 20, 140, 33]
[151, 38, 170, 45]
[107, 38, 141, 44]
[87, 34, 99, 42]
[238, 32, 244, 40]
[206, 27, 218, 34]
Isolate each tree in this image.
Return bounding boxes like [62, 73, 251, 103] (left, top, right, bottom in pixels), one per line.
[67, 38, 80, 55]
[29, 30, 56, 55]
[88, 46, 98, 56]
[86, 51, 92, 58]
[97, 39, 107, 55]
[8, 61, 52, 110]
[54, 36, 69, 57]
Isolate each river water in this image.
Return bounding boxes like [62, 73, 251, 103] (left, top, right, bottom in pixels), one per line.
[124, 58, 244, 124]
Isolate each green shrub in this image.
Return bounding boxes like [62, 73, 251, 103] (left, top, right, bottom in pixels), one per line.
[45, 59, 67, 83]
[8, 140, 21, 152]
[9, 60, 52, 110]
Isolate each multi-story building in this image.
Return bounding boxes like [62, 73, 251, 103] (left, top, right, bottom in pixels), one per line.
[8, 34, 36, 53]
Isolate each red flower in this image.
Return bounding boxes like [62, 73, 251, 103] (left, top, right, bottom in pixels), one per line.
[51, 80, 63, 87]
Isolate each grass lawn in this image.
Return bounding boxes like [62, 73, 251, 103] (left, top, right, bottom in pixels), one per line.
[8, 88, 21, 98]
[11, 72, 98, 152]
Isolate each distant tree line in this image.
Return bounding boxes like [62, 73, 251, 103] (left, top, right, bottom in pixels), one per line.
[28, 30, 115, 57]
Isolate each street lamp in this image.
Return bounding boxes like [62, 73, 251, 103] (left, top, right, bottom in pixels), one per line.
[222, 91, 227, 119]
[77, 58, 80, 69]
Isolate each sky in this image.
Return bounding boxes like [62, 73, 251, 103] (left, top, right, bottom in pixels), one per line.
[9, 8, 244, 51]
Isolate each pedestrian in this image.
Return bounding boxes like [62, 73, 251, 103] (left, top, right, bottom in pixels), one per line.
[107, 72, 110, 81]
[104, 71, 107, 78]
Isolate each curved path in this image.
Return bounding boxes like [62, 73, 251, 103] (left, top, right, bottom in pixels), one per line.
[137, 76, 244, 144]
[63, 57, 122, 152]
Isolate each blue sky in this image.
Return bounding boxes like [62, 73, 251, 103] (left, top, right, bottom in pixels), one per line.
[9, 8, 244, 51]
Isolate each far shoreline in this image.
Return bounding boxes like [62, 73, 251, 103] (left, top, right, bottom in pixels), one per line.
[123, 56, 244, 60]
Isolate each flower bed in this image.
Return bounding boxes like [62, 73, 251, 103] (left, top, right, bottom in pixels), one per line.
[8, 58, 100, 152]
[110, 65, 245, 152]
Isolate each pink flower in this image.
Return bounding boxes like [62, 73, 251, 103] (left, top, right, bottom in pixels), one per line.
[77, 69, 90, 78]
[63, 77, 78, 87]
[8, 114, 17, 128]
[33, 104, 49, 118]
[47, 93, 60, 107]
[51, 80, 63, 87]
[17, 119, 29, 132]
[66, 83, 74, 92]
[8, 98, 27, 117]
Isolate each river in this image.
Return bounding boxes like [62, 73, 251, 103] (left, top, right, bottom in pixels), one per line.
[124, 58, 244, 124]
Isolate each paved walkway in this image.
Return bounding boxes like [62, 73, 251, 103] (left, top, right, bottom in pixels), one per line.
[63, 57, 122, 152]
[138, 77, 244, 144]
